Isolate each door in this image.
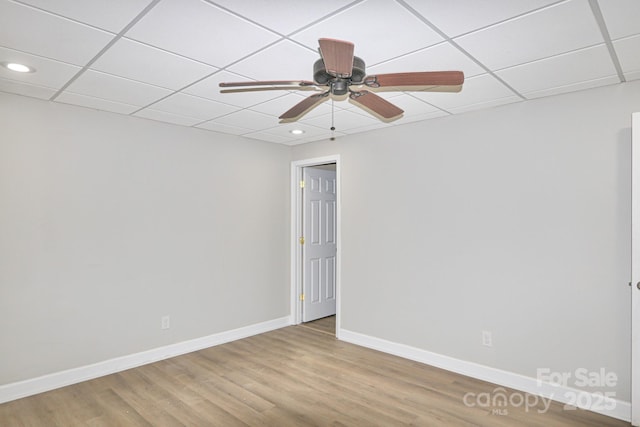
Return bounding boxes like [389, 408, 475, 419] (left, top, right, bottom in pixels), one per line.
[302, 166, 337, 322]
[633, 112, 640, 425]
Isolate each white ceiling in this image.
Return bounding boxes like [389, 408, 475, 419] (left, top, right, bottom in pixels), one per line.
[1, 0, 639, 145]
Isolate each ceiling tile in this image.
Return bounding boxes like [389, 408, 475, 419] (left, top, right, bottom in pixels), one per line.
[523, 75, 620, 99]
[248, 92, 327, 117]
[598, 0, 640, 40]
[65, 70, 172, 106]
[392, 110, 448, 125]
[260, 121, 331, 141]
[0, 77, 57, 100]
[15, 0, 153, 32]
[206, 109, 280, 130]
[447, 95, 521, 114]
[242, 131, 294, 144]
[291, 130, 347, 145]
[183, 70, 289, 107]
[133, 108, 202, 126]
[0, 47, 81, 88]
[125, 0, 280, 67]
[0, 1, 113, 65]
[455, 0, 604, 70]
[195, 120, 253, 135]
[91, 38, 217, 90]
[54, 92, 139, 114]
[614, 34, 640, 80]
[226, 40, 319, 82]
[210, 0, 354, 35]
[247, 92, 306, 116]
[302, 109, 380, 131]
[291, 0, 443, 66]
[366, 42, 485, 78]
[338, 120, 394, 135]
[496, 44, 618, 96]
[403, 0, 558, 37]
[145, 92, 239, 120]
[412, 73, 517, 111]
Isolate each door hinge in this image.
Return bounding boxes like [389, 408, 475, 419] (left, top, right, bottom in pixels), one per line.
[299, 236, 305, 245]
[300, 180, 305, 188]
[300, 293, 305, 301]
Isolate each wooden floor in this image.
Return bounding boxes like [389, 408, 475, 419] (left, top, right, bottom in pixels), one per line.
[0, 319, 627, 426]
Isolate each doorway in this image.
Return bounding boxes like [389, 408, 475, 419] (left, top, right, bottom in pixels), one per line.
[290, 155, 341, 337]
[302, 164, 337, 322]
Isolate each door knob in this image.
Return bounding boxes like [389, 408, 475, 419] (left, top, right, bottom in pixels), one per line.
[637, 282, 640, 290]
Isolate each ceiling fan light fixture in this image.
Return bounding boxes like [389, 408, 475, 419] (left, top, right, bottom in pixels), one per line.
[290, 129, 305, 135]
[219, 38, 464, 124]
[2, 62, 36, 73]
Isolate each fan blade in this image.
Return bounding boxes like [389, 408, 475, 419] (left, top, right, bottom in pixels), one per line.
[220, 80, 316, 88]
[279, 92, 330, 121]
[364, 71, 464, 88]
[318, 38, 354, 78]
[221, 86, 323, 94]
[413, 84, 463, 93]
[349, 90, 403, 120]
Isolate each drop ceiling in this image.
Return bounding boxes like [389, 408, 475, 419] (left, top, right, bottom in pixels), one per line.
[1, 0, 639, 145]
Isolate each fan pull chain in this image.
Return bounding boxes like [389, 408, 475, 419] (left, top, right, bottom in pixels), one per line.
[330, 98, 336, 141]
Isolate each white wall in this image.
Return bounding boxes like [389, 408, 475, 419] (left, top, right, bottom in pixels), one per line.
[292, 81, 640, 402]
[2, 78, 638, 406]
[0, 93, 290, 384]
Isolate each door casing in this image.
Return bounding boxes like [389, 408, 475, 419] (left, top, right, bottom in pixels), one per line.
[632, 112, 639, 425]
[290, 155, 341, 336]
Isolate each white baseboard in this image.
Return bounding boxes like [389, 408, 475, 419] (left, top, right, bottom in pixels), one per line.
[0, 316, 292, 404]
[339, 328, 630, 423]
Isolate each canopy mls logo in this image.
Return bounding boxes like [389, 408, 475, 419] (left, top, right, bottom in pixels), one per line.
[462, 368, 618, 416]
[463, 387, 553, 416]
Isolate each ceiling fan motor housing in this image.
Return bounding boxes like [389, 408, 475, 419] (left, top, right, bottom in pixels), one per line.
[313, 56, 366, 85]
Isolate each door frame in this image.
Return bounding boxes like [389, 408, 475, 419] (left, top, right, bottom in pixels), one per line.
[632, 112, 639, 425]
[290, 155, 341, 336]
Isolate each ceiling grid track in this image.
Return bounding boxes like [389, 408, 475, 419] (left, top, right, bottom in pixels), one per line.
[395, 0, 526, 101]
[49, 0, 163, 101]
[588, 0, 626, 83]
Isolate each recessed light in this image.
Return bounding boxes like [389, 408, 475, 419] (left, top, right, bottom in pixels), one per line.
[290, 129, 305, 135]
[2, 62, 36, 73]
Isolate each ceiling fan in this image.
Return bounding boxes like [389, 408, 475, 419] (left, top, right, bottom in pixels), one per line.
[219, 38, 464, 123]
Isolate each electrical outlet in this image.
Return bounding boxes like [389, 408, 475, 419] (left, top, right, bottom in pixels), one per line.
[482, 330, 492, 347]
[161, 315, 170, 330]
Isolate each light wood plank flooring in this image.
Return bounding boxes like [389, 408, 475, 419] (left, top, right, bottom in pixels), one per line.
[0, 323, 627, 426]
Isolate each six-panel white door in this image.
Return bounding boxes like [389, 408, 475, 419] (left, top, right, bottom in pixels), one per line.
[302, 166, 337, 322]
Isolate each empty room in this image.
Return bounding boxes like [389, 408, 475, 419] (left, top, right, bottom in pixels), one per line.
[2, 0, 640, 425]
